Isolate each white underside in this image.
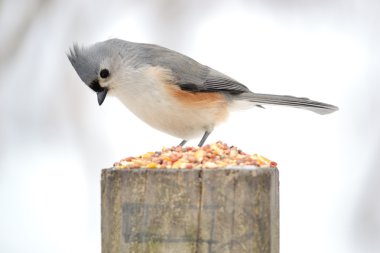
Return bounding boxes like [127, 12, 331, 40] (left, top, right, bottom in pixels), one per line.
[108, 67, 227, 140]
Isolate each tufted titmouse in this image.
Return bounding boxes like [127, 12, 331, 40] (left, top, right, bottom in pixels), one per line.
[67, 39, 338, 146]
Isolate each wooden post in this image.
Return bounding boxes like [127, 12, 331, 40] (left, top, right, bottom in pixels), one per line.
[101, 168, 279, 253]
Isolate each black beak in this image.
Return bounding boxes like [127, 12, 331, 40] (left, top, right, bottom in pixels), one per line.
[97, 88, 108, 106]
[89, 79, 108, 106]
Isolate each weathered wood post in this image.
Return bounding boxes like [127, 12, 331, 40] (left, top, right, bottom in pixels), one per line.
[101, 168, 279, 253]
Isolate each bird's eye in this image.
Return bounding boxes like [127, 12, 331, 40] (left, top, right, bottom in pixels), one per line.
[100, 69, 110, 79]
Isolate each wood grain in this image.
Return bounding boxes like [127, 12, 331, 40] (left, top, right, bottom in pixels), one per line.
[101, 168, 279, 253]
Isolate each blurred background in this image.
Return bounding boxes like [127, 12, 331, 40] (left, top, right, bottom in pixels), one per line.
[0, 0, 379, 252]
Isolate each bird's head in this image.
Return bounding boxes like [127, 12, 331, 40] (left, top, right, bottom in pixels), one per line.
[67, 39, 125, 105]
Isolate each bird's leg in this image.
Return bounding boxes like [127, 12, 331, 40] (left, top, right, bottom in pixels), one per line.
[178, 140, 187, 147]
[198, 131, 211, 147]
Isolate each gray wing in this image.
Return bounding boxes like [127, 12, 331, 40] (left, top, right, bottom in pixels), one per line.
[177, 68, 250, 94]
[123, 41, 250, 94]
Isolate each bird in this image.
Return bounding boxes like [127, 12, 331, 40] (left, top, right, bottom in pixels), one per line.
[67, 38, 338, 147]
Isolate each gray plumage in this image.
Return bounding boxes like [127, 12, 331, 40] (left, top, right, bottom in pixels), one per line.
[67, 38, 338, 145]
[68, 39, 249, 92]
[235, 93, 337, 115]
[67, 38, 338, 115]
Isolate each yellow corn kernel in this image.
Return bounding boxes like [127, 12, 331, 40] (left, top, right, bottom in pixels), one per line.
[146, 163, 157, 169]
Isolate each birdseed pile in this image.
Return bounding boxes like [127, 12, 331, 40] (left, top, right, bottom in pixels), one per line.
[114, 141, 277, 169]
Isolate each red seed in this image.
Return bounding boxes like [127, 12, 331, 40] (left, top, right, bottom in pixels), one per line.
[270, 161, 278, 167]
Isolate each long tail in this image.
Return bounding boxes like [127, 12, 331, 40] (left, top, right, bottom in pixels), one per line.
[237, 92, 339, 115]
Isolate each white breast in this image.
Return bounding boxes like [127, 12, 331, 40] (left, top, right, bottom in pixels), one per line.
[108, 66, 228, 140]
